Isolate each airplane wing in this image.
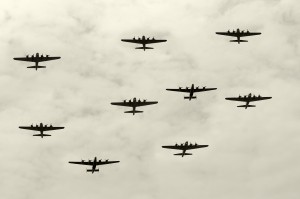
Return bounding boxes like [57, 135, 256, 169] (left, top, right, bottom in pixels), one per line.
[240, 32, 261, 37]
[19, 126, 41, 131]
[225, 97, 271, 102]
[39, 56, 61, 62]
[143, 39, 167, 44]
[186, 145, 209, 150]
[69, 160, 120, 165]
[13, 57, 36, 62]
[225, 97, 249, 102]
[121, 39, 145, 44]
[69, 161, 94, 165]
[121, 39, 167, 44]
[135, 101, 158, 107]
[111, 101, 158, 107]
[166, 88, 191, 93]
[95, 160, 120, 165]
[162, 145, 208, 150]
[216, 32, 261, 37]
[111, 102, 135, 107]
[43, 126, 64, 131]
[162, 145, 184, 150]
[194, 87, 217, 93]
[215, 32, 239, 37]
[247, 97, 272, 102]
[13, 56, 61, 62]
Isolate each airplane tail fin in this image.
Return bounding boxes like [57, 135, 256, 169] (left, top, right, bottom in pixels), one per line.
[124, 110, 143, 115]
[237, 105, 256, 109]
[135, 47, 153, 50]
[174, 153, 192, 156]
[230, 40, 248, 43]
[86, 169, 99, 173]
[184, 96, 196, 100]
[33, 134, 51, 137]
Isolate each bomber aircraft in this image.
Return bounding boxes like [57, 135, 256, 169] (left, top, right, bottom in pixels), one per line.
[162, 141, 209, 157]
[111, 97, 158, 115]
[166, 84, 217, 100]
[69, 157, 120, 173]
[216, 28, 261, 44]
[225, 93, 272, 109]
[13, 53, 61, 70]
[121, 36, 167, 51]
[19, 123, 64, 138]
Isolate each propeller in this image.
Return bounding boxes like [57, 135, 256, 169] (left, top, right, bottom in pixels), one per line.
[203, 86, 206, 89]
[106, 159, 109, 162]
[179, 87, 182, 89]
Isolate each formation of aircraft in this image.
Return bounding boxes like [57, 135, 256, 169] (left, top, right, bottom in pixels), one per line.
[69, 157, 120, 173]
[216, 28, 261, 44]
[19, 123, 64, 138]
[13, 28, 272, 174]
[166, 84, 217, 100]
[162, 141, 209, 157]
[121, 36, 167, 51]
[225, 93, 272, 109]
[111, 97, 158, 115]
[13, 53, 61, 70]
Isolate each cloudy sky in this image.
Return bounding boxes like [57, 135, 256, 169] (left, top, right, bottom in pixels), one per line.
[0, 0, 299, 198]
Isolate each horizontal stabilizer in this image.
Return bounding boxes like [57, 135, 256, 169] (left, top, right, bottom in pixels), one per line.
[230, 40, 248, 43]
[184, 96, 196, 100]
[124, 110, 143, 115]
[237, 105, 256, 109]
[27, 66, 46, 69]
[135, 47, 154, 50]
[87, 169, 99, 172]
[174, 153, 192, 156]
[33, 134, 51, 137]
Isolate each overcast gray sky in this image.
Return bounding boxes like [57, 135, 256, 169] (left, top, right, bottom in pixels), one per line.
[0, 0, 300, 199]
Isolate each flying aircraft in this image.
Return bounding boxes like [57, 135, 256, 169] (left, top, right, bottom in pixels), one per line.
[13, 53, 61, 70]
[216, 29, 261, 44]
[121, 36, 167, 51]
[162, 141, 209, 157]
[69, 157, 120, 173]
[111, 97, 158, 115]
[19, 123, 64, 138]
[166, 84, 217, 100]
[225, 93, 272, 109]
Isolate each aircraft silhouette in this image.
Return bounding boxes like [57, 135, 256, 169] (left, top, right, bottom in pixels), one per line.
[13, 53, 61, 70]
[225, 93, 272, 109]
[162, 141, 208, 157]
[111, 97, 158, 115]
[216, 29, 261, 44]
[166, 84, 217, 100]
[69, 157, 120, 173]
[19, 123, 64, 138]
[121, 36, 167, 51]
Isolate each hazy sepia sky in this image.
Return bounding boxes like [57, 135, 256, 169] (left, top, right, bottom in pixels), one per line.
[0, 0, 299, 199]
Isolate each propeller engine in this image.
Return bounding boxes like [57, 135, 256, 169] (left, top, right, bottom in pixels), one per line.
[106, 159, 109, 162]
